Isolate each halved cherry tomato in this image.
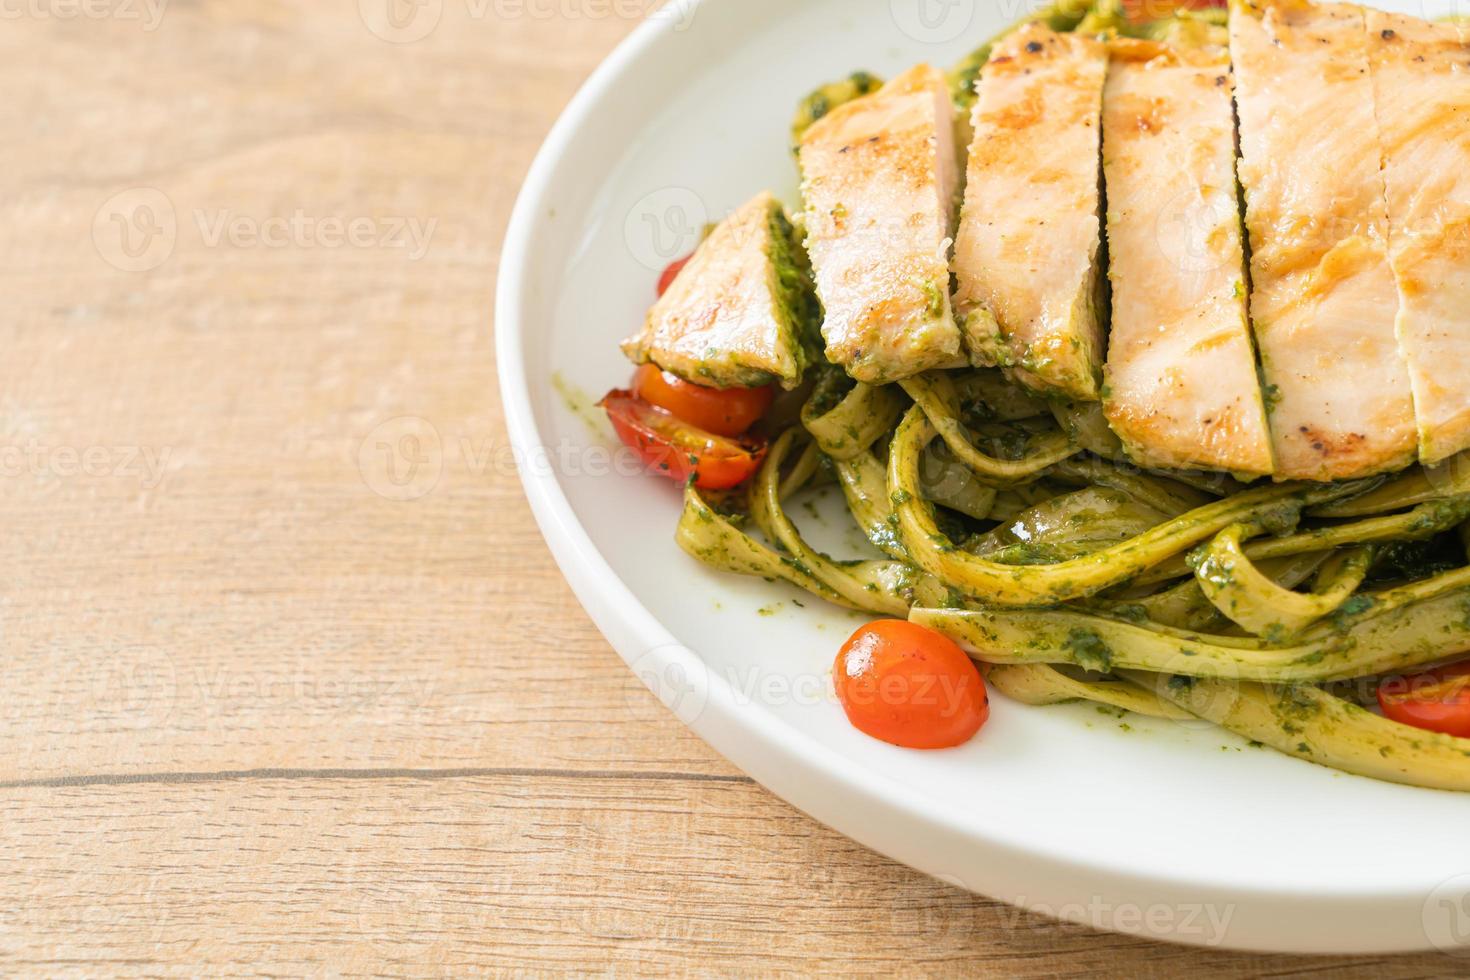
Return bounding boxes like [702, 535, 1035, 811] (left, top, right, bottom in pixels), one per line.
[656, 254, 693, 298]
[600, 389, 765, 490]
[632, 365, 774, 438]
[834, 620, 989, 750]
[1377, 660, 1470, 739]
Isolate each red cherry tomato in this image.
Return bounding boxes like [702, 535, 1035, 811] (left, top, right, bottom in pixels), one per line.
[1377, 661, 1470, 739]
[834, 620, 989, 750]
[600, 389, 765, 490]
[656, 254, 693, 298]
[632, 365, 774, 438]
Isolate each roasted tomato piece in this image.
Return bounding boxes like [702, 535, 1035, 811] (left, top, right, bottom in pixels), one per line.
[600, 390, 765, 490]
[1378, 661, 1470, 739]
[631, 365, 774, 438]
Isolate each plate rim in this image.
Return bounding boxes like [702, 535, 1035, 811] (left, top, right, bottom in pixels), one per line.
[493, 0, 1453, 954]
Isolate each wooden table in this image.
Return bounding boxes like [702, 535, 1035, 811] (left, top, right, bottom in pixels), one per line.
[0, 3, 1453, 975]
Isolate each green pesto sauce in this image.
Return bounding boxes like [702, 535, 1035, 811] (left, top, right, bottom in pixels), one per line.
[1065, 628, 1114, 673]
[757, 205, 821, 392]
[947, 0, 1092, 108]
[921, 278, 946, 322]
[551, 371, 609, 440]
[1261, 383, 1283, 416]
[790, 71, 884, 150]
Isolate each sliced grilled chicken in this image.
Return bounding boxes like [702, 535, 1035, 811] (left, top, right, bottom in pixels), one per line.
[953, 23, 1108, 402]
[1364, 10, 1470, 465]
[622, 191, 812, 389]
[1231, 0, 1417, 481]
[1101, 39, 1273, 476]
[798, 64, 965, 385]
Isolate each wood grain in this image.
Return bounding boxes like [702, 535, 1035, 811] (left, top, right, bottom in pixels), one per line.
[0, 0, 1456, 974]
[1, 775, 1457, 978]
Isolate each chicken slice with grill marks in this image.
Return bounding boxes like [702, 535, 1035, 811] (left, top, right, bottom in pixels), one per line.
[798, 64, 966, 385]
[1231, 0, 1417, 481]
[953, 23, 1109, 403]
[1101, 37, 1274, 477]
[1364, 9, 1470, 465]
[622, 191, 813, 390]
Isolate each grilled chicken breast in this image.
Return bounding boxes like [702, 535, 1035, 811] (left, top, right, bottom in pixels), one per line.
[622, 191, 812, 389]
[1101, 39, 1273, 476]
[798, 64, 965, 385]
[1231, 0, 1417, 481]
[953, 24, 1109, 402]
[1364, 10, 1470, 465]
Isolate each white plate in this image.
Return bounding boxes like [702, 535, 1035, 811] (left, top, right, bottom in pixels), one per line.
[497, 0, 1470, 954]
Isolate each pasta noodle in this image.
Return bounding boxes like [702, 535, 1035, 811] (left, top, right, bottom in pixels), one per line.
[677, 366, 1470, 789]
[660, 3, 1470, 790]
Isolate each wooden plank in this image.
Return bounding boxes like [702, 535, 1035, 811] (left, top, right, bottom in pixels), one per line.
[1, 775, 1451, 977]
[0, 0, 1457, 972]
[0, 0, 729, 782]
